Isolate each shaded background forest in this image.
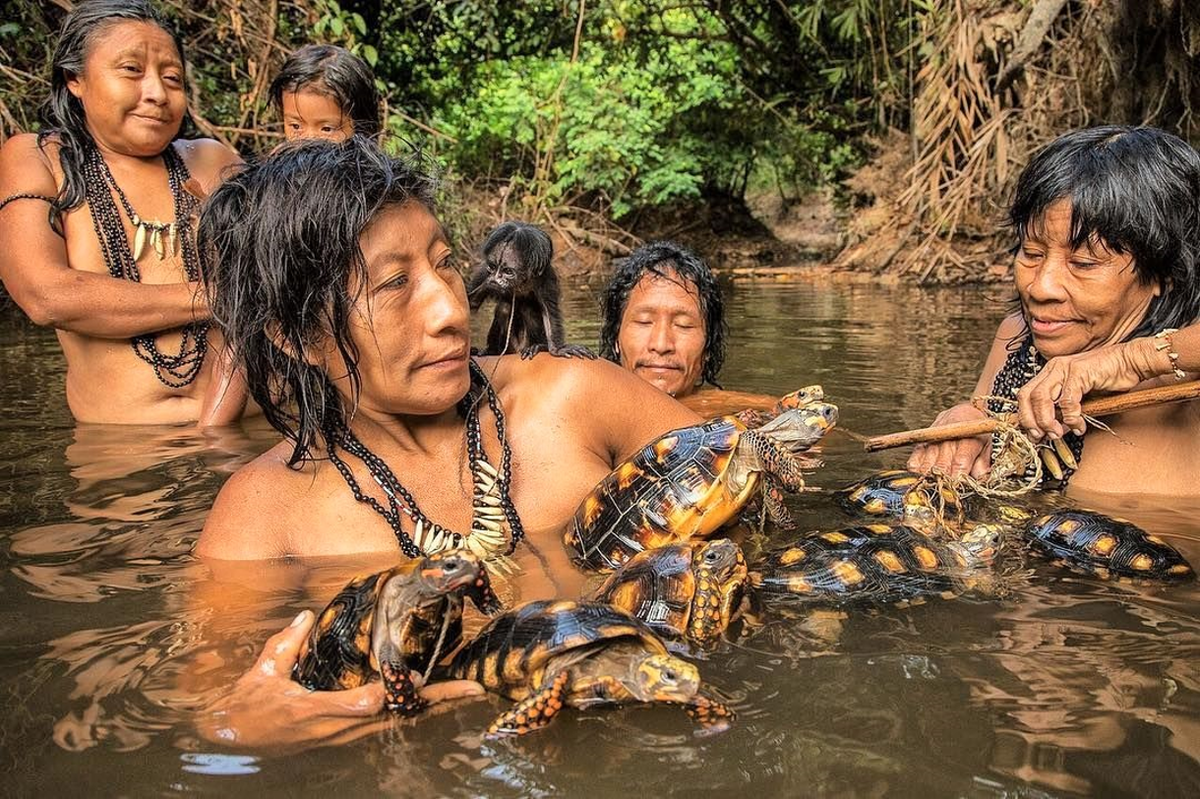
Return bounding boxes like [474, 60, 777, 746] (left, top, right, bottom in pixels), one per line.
[2, 0, 1199, 282]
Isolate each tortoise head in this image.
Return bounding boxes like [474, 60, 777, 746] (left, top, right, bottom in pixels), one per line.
[416, 550, 503, 615]
[952, 522, 1003, 567]
[632, 652, 701, 703]
[688, 539, 748, 644]
[774, 384, 824, 413]
[756, 402, 838, 451]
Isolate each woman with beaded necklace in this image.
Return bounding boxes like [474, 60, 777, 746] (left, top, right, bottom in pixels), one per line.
[908, 126, 1200, 496]
[0, 0, 244, 425]
[191, 138, 702, 747]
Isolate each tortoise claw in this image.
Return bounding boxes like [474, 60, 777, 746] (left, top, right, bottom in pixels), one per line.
[381, 661, 428, 717]
[684, 693, 735, 737]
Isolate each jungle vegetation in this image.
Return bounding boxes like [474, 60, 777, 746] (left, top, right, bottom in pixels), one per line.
[2, 0, 1198, 282]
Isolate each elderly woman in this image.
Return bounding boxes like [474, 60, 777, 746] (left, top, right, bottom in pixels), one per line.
[909, 126, 1200, 495]
[0, 0, 243, 425]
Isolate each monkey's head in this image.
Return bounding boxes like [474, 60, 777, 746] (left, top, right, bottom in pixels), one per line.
[480, 221, 554, 295]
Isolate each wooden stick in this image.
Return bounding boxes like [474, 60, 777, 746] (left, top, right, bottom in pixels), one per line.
[864, 380, 1200, 452]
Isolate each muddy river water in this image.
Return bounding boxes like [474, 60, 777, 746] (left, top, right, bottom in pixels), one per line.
[0, 280, 1197, 797]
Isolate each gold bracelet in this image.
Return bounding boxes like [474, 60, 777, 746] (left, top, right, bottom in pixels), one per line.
[1153, 328, 1187, 381]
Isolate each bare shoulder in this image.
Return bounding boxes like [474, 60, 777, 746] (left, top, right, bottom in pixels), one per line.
[196, 442, 307, 560]
[173, 138, 243, 194]
[490, 353, 700, 459]
[0, 133, 58, 196]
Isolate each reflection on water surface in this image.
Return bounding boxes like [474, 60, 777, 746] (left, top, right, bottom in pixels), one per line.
[1, 281, 1197, 797]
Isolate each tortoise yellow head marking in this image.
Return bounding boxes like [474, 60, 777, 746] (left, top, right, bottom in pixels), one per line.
[874, 550, 907, 573]
[832, 560, 864, 586]
[653, 435, 680, 461]
[913, 546, 939, 570]
[1129, 554, 1154, 571]
[779, 548, 806, 565]
[1090, 534, 1118, 557]
[634, 654, 700, 703]
[822, 531, 850, 544]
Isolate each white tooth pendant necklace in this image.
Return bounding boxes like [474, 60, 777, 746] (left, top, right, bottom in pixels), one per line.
[327, 360, 526, 569]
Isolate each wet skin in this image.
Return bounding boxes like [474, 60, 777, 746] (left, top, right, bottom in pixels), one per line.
[0, 21, 243, 424]
[909, 199, 1200, 496]
[616, 269, 708, 398]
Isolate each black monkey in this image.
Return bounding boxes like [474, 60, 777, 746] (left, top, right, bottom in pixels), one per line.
[466, 221, 595, 359]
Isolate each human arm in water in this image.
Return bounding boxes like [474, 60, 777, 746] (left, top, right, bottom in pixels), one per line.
[1015, 321, 1200, 441]
[908, 313, 1028, 477]
[195, 609, 484, 752]
[196, 344, 250, 427]
[0, 135, 234, 338]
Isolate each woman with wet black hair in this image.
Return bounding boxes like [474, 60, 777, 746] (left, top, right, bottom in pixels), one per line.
[0, 0, 243, 424]
[270, 44, 381, 141]
[910, 126, 1200, 496]
[193, 136, 702, 744]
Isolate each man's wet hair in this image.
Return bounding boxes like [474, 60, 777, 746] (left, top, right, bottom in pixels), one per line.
[1010, 125, 1200, 337]
[270, 44, 381, 137]
[40, 0, 190, 227]
[598, 241, 727, 388]
[199, 137, 437, 465]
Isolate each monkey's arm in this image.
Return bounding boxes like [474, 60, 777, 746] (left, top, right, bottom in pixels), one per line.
[538, 269, 595, 359]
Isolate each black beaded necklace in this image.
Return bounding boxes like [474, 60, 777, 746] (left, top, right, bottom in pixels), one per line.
[987, 334, 1084, 486]
[81, 142, 209, 388]
[326, 360, 526, 560]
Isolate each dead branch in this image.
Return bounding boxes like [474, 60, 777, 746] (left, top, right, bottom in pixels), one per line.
[996, 0, 1069, 89]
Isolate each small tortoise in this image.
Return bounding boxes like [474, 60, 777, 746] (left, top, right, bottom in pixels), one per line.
[733, 384, 825, 428]
[1023, 510, 1195, 580]
[592, 538, 748, 645]
[835, 469, 966, 526]
[566, 402, 839, 571]
[293, 550, 502, 716]
[447, 599, 734, 738]
[749, 522, 1001, 606]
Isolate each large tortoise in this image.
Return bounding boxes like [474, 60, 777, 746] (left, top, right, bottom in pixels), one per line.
[565, 401, 839, 571]
[592, 538, 748, 645]
[447, 599, 734, 738]
[749, 521, 1002, 606]
[1023, 509, 1195, 580]
[293, 550, 502, 716]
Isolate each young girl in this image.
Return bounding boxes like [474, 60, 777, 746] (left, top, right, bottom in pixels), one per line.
[269, 44, 381, 141]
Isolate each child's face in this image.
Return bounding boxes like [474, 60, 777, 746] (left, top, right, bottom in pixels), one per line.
[281, 89, 355, 142]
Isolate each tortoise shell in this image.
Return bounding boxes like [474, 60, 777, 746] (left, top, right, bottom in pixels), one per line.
[447, 599, 668, 700]
[592, 539, 748, 644]
[1023, 510, 1195, 580]
[835, 469, 965, 524]
[749, 522, 1000, 606]
[565, 403, 837, 571]
[293, 550, 501, 713]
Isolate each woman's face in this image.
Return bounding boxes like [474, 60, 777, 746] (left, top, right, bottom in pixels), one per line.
[324, 202, 471, 418]
[281, 90, 354, 142]
[1015, 198, 1161, 358]
[66, 20, 186, 157]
